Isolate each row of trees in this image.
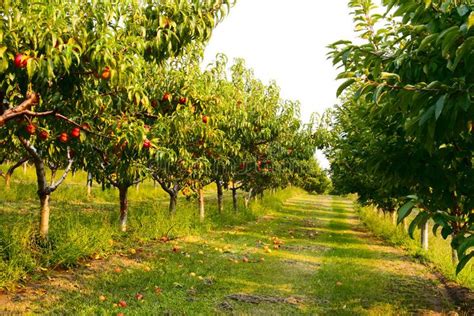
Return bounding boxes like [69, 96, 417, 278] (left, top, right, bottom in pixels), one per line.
[324, 0, 473, 273]
[0, 1, 329, 239]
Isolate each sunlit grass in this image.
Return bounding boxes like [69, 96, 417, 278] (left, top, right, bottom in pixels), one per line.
[357, 204, 473, 289]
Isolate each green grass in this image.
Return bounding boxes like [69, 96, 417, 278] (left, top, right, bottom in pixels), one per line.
[357, 204, 473, 290]
[0, 168, 469, 314]
[2, 189, 463, 314]
[0, 166, 287, 289]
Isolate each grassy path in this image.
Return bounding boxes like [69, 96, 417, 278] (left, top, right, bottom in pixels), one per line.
[2, 194, 456, 315]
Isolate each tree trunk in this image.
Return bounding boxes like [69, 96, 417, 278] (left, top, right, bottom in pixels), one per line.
[31, 155, 50, 238]
[244, 189, 253, 209]
[5, 173, 11, 189]
[119, 186, 129, 232]
[421, 221, 429, 251]
[87, 172, 93, 197]
[50, 169, 57, 186]
[39, 194, 51, 238]
[402, 218, 408, 232]
[391, 211, 397, 225]
[232, 188, 238, 211]
[199, 188, 205, 221]
[169, 192, 177, 215]
[451, 248, 459, 266]
[136, 182, 140, 192]
[216, 180, 224, 213]
[23, 161, 27, 174]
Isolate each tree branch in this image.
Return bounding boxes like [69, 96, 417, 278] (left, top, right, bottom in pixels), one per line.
[48, 147, 74, 193]
[0, 93, 39, 126]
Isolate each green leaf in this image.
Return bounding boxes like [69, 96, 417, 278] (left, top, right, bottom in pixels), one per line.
[457, 235, 474, 257]
[419, 106, 435, 126]
[435, 94, 447, 120]
[397, 200, 415, 225]
[441, 225, 453, 239]
[469, 12, 474, 30]
[456, 252, 473, 275]
[336, 79, 356, 97]
[408, 211, 427, 239]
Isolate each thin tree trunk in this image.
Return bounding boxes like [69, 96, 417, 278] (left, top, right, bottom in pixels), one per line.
[136, 182, 140, 192]
[232, 188, 238, 211]
[391, 211, 397, 226]
[216, 180, 224, 213]
[169, 192, 177, 215]
[119, 186, 129, 232]
[244, 189, 253, 209]
[39, 194, 51, 238]
[402, 218, 408, 232]
[23, 161, 27, 174]
[50, 169, 57, 186]
[451, 248, 458, 266]
[87, 172, 93, 197]
[199, 188, 205, 221]
[421, 221, 429, 250]
[5, 173, 11, 188]
[31, 154, 50, 239]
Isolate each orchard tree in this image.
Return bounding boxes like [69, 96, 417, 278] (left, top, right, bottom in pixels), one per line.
[329, 0, 473, 271]
[0, 0, 233, 237]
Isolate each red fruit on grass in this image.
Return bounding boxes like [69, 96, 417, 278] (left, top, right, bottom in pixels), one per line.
[14, 54, 29, 68]
[118, 300, 127, 308]
[135, 293, 144, 301]
[202, 115, 208, 124]
[143, 139, 151, 149]
[178, 97, 187, 104]
[39, 130, 49, 140]
[162, 92, 171, 102]
[101, 67, 111, 80]
[172, 245, 180, 253]
[26, 124, 36, 135]
[58, 132, 69, 143]
[71, 127, 81, 138]
[117, 313, 125, 316]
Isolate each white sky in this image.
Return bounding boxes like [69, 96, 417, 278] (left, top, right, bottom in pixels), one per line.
[203, 0, 359, 169]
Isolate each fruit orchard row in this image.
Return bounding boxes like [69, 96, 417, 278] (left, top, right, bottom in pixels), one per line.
[323, 0, 473, 273]
[0, 1, 329, 239]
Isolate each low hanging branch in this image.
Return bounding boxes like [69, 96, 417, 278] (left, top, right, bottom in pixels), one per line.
[0, 93, 39, 126]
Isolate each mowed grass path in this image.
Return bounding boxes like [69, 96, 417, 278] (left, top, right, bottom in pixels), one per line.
[2, 194, 455, 315]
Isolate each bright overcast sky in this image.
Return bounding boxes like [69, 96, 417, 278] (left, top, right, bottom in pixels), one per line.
[203, 0, 359, 169]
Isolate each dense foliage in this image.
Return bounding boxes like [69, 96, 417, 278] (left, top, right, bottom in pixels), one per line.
[0, 1, 328, 244]
[326, 0, 473, 272]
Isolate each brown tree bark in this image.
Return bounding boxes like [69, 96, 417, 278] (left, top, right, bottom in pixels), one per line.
[216, 180, 224, 213]
[199, 188, 205, 221]
[119, 186, 129, 232]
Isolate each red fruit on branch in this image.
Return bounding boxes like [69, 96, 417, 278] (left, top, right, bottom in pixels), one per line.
[202, 115, 208, 124]
[26, 124, 36, 135]
[39, 130, 49, 140]
[14, 54, 29, 68]
[178, 97, 187, 104]
[162, 92, 171, 102]
[71, 127, 81, 138]
[143, 139, 151, 149]
[58, 132, 69, 143]
[101, 67, 111, 80]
